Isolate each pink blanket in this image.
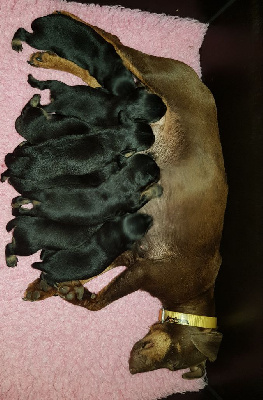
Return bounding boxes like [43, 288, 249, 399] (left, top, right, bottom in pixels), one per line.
[0, 1, 208, 398]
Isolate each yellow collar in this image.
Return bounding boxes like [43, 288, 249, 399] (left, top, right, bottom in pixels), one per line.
[159, 308, 217, 329]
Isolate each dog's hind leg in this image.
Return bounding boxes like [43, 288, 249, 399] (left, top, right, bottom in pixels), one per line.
[28, 52, 100, 88]
[11, 28, 33, 52]
[11, 197, 40, 217]
[140, 183, 163, 203]
[5, 240, 18, 267]
[1, 169, 10, 182]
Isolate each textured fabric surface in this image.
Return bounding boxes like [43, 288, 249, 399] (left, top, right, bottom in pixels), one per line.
[0, 1, 208, 399]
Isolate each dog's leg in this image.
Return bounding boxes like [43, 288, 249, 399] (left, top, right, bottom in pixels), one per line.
[58, 261, 146, 311]
[11, 197, 40, 217]
[1, 169, 10, 182]
[23, 277, 57, 302]
[140, 183, 163, 203]
[27, 74, 59, 92]
[5, 240, 18, 267]
[11, 28, 33, 52]
[28, 52, 100, 88]
[29, 93, 41, 107]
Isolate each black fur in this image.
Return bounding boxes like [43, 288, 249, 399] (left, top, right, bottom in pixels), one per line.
[32, 213, 153, 285]
[4, 124, 153, 181]
[5, 216, 102, 267]
[5, 161, 119, 194]
[27, 74, 166, 125]
[15, 94, 92, 144]
[12, 12, 136, 96]
[11, 154, 162, 225]
[15, 95, 156, 145]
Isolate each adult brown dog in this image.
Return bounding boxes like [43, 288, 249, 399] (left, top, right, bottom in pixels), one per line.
[21, 12, 228, 379]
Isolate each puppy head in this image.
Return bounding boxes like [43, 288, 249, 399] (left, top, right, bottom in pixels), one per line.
[122, 213, 153, 241]
[127, 154, 160, 186]
[125, 87, 167, 123]
[129, 322, 222, 378]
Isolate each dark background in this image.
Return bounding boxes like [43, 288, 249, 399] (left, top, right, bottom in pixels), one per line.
[66, 1, 263, 398]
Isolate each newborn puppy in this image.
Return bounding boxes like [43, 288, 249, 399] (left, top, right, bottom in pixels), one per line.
[12, 154, 162, 225]
[31, 213, 153, 286]
[11, 12, 136, 96]
[15, 95, 155, 145]
[15, 94, 92, 144]
[5, 216, 102, 267]
[5, 161, 119, 194]
[3, 123, 153, 181]
[28, 74, 167, 125]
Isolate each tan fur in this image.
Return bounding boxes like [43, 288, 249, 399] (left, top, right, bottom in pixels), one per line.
[29, 51, 101, 88]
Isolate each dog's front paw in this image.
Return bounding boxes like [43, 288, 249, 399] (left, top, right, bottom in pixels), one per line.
[23, 278, 57, 301]
[57, 281, 101, 310]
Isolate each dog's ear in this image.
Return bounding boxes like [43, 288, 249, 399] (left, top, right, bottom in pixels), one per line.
[190, 330, 223, 362]
[182, 361, 206, 380]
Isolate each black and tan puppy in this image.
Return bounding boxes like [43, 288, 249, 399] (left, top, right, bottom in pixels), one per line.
[5, 161, 119, 194]
[27, 74, 167, 125]
[15, 94, 92, 144]
[31, 213, 153, 287]
[11, 12, 136, 96]
[15, 94, 155, 145]
[12, 154, 162, 225]
[5, 216, 102, 267]
[3, 122, 154, 182]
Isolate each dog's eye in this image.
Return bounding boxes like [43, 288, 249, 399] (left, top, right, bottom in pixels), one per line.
[141, 341, 154, 350]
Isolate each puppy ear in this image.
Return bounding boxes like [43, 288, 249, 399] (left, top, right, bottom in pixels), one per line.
[190, 331, 223, 362]
[182, 361, 206, 380]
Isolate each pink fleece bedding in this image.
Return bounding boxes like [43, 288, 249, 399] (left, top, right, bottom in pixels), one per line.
[0, 1, 208, 398]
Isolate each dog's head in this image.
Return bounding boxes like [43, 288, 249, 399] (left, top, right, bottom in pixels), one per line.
[129, 322, 222, 379]
[124, 87, 167, 123]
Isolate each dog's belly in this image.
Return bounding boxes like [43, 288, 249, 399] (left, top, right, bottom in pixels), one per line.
[139, 112, 228, 263]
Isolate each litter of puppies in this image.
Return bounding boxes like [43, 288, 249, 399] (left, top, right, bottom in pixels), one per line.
[2, 11, 227, 379]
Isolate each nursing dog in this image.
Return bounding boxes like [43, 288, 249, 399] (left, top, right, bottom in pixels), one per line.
[34, 20, 227, 379]
[5, 216, 102, 267]
[29, 213, 153, 287]
[27, 74, 167, 125]
[3, 124, 154, 182]
[11, 12, 136, 96]
[12, 154, 162, 225]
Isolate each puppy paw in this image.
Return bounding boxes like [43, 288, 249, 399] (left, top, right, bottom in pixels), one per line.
[141, 183, 163, 201]
[11, 196, 32, 209]
[57, 281, 100, 310]
[6, 254, 18, 268]
[11, 38, 23, 52]
[23, 278, 57, 302]
[29, 94, 41, 107]
[1, 170, 10, 182]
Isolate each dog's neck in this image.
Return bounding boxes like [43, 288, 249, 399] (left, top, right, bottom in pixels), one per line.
[162, 286, 216, 317]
